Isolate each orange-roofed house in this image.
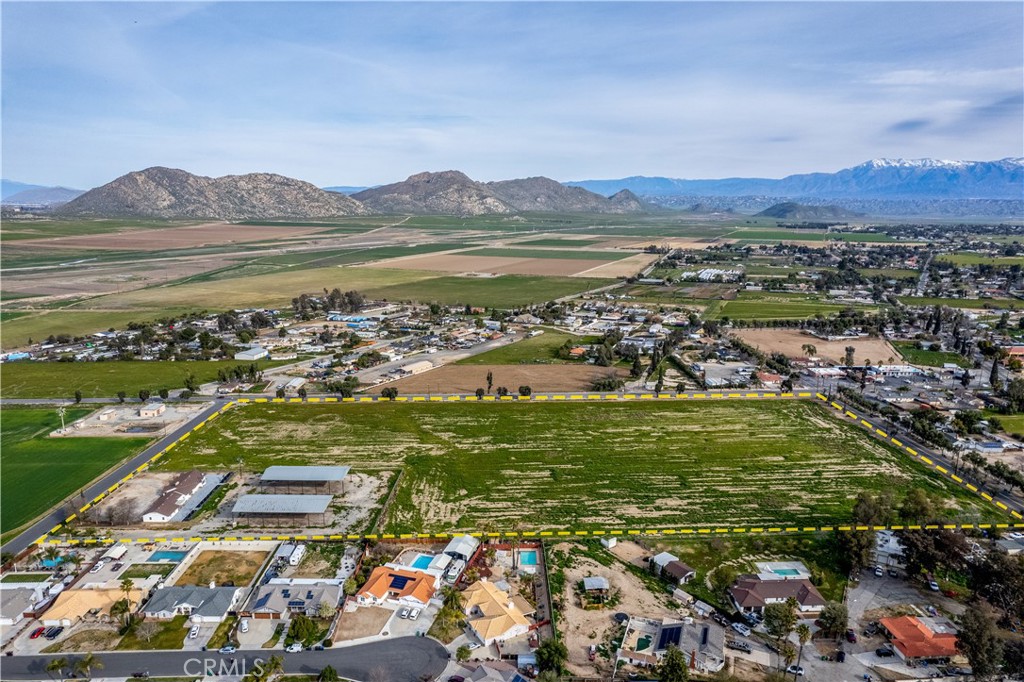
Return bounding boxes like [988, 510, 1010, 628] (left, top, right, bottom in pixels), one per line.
[879, 616, 959, 664]
[462, 579, 534, 646]
[356, 566, 438, 608]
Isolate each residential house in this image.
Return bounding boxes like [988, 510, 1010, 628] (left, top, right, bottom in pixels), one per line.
[662, 560, 696, 585]
[43, 587, 145, 626]
[142, 586, 241, 623]
[728, 577, 825, 615]
[1, 588, 41, 626]
[617, 616, 725, 673]
[142, 470, 207, 523]
[356, 566, 438, 608]
[649, 552, 678, 576]
[879, 616, 959, 664]
[247, 582, 341, 619]
[582, 576, 610, 605]
[462, 579, 534, 646]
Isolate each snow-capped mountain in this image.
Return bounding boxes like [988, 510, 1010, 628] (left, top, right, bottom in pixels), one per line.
[567, 158, 1024, 199]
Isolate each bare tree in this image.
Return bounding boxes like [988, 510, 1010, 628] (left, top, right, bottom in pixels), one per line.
[135, 620, 160, 642]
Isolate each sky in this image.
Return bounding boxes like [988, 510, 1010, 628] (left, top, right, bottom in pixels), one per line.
[2, 1, 1022, 189]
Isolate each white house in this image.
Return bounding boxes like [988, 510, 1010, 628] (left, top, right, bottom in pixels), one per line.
[649, 552, 678, 576]
[142, 586, 241, 623]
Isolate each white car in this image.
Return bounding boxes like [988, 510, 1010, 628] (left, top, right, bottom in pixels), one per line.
[188, 625, 200, 639]
[786, 665, 805, 677]
[285, 642, 302, 653]
[239, 619, 249, 633]
[731, 622, 752, 637]
[409, 608, 421, 620]
[467, 642, 481, 650]
[398, 607, 410, 619]
[90, 560, 106, 574]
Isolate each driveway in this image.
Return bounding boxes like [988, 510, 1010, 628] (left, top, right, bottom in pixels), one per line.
[236, 618, 280, 649]
[385, 603, 437, 639]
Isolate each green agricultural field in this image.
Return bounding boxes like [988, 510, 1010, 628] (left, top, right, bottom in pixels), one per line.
[159, 400, 991, 533]
[938, 252, 1024, 267]
[859, 268, 919, 279]
[723, 229, 827, 242]
[0, 308, 199, 350]
[893, 341, 971, 368]
[455, 330, 597, 365]
[705, 291, 873, 320]
[367, 274, 609, 308]
[517, 239, 601, 247]
[0, 359, 288, 399]
[898, 296, 1022, 310]
[1, 408, 151, 534]
[464, 247, 632, 260]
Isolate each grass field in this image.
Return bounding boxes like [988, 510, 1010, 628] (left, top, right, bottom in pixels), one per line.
[518, 239, 601, 247]
[893, 341, 971, 368]
[983, 410, 1024, 436]
[0, 408, 151, 534]
[464, 247, 632, 260]
[937, 252, 1024, 267]
[705, 291, 873, 320]
[1, 308, 199, 350]
[455, 330, 595, 365]
[898, 296, 1023, 310]
[858, 268, 919, 279]
[158, 400, 990, 533]
[0, 359, 287, 398]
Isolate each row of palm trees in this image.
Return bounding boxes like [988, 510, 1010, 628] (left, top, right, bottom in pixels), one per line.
[45, 653, 102, 680]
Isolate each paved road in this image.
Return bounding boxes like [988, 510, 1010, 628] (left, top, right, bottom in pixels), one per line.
[0, 402, 226, 556]
[0, 637, 448, 681]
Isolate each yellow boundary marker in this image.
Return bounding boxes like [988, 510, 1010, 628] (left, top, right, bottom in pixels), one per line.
[32, 391, 1023, 546]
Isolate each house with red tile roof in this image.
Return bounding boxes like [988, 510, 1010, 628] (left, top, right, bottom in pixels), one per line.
[879, 616, 959, 663]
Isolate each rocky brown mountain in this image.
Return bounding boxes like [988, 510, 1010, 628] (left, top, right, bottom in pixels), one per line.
[487, 176, 644, 214]
[56, 167, 371, 219]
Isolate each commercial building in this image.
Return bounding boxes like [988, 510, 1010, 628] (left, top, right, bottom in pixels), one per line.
[234, 346, 269, 361]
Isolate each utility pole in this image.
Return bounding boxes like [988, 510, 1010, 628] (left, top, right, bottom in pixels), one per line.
[57, 405, 66, 434]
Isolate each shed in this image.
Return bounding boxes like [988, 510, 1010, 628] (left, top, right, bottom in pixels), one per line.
[232, 494, 332, 526]
[259, 465, 349, 493]
[444, 535, 480, 563]
[234, 347, 269, 361]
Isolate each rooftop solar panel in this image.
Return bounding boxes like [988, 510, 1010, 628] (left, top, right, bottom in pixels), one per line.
[389, 575, 412, 590]
[658, 624, 683, 651]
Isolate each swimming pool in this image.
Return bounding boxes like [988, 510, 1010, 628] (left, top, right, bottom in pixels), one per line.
[410, 554, 433, 570]
[149, 550, 188, 563]
[773, 568, 801, 576]
[519, 550, 538, 566]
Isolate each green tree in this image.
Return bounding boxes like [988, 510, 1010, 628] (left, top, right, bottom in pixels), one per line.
[46, 657, 67, 680]
[116, 391, 126, 403]
[781, 642, 797, 676]
[138, 389, 151, 402]
[158, 388, 169, 399]
[631, 355, 643, 378]
[456, 645, 471, 662]
[381, 386, 399, 399]
[73, 653, 103, 679]
[764, 600, 797, 644]
[288, 614, 319, 646]
[656, 644, 689, 682]
[709, 565, 737, 600]
[795, 624, 811, 677]
[297, 387, 308, 399]
[518, 385, 532, 396]
[318, 665, 339, 682]
[817, 602, 848, 638]
[73, 390, 83, 404]
[342, 577, 358, 596]
[536, 638, 568, 673]
[956, 603, 1003, 680]
[120, 577, 135, 606]
[486, 371, 493, 394]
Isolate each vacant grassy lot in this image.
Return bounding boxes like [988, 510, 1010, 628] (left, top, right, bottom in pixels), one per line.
[0, 358, 287, 399]
[455, 330, 595, 365]
[464, 247, 632, 261]
[116, 614, 189, 651]
[518, 238, 601, 247]
[938, 252, 1024, 267]
[0, 408, 151, 533]
[898, 296, 1022, 310]
[706, 291, 874, 320]
[160, 401, 989, 533]
[859, 268, 919, 279]
[893, 341, 971, 368]
[1, 308, 198, 350]
[174, 550, 270, 587]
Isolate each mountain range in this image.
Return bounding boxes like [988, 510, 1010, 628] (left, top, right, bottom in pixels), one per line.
[567, 158, 1024, 200]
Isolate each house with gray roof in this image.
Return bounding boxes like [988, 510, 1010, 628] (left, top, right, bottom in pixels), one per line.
[245, 582, 341, 619]
[142, 586, 241, 623]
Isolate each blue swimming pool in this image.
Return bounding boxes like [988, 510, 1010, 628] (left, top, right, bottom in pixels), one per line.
[773, 568, 801, 576]
[411, 554, 433, 570]
[519, 550, 538, 566]
[149, 550, 188, 563]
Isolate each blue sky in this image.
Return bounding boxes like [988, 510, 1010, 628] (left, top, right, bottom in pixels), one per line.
[2, 2, 1021, 188]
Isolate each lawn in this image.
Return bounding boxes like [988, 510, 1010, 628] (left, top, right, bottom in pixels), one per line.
[463, 247, 632, 261]
[983, 410, 1024, 436]
[898, 296, 1023, 310]
[0, 572, 51, 583]
[0, 408, 152, 534]
[706, 292, 874, 320]
[159, 400, 991, 533]
[0, 358, 288, 399]
[120, 563, 176, 580]
[117, 614, 189, 650]
[937, 252, 1024, 267]
[455, 330, 595, 365]
[367, 274, 609, 308]
[893, 341, 971, 368]
[858, 268, 919, 279]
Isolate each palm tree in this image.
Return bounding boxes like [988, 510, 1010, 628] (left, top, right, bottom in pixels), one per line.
[795, 623, 811, 678]
[42, 546, 61, 569]
[46, 657, 67, 680]
[261, 654, 284, 681]
[73, 653, 103, 680]
[119, 578, 135, 607]
[68, 553, 84, 573]
[781, 642, 797, 676]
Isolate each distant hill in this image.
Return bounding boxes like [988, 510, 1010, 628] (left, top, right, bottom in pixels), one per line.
[567, 158, 1024, 200]
[323, 186, 371, 195]
[1, 180, 46, 201]
[755, 202, 864, 220]
[57, 167, 372, 219]
[2, 186, 84, 206]
[353, 171, 647, 216]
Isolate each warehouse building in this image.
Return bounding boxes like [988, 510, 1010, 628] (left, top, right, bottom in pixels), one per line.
[231, 494, 332, 526]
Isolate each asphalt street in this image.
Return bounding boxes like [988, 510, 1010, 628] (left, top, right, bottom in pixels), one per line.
[0, 637, 448, 681]
[1, 402, 226, 557]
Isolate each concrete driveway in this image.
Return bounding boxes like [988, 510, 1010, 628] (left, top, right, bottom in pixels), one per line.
[237, 618, 281, 649]
[385, 603, 437, 639]
[182, 621, 218, 651]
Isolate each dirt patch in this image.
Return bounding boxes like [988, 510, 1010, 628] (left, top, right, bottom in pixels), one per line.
[42, 626, 121, 653]
[733, 328, 900, 365]
[334, 606, 392, 641]
[572, 253, 658, 278]
[174, 550, 269, 587]
[13, 223, 335, 252]
[91, 471, 175, 524]
[387, 364, 630, 394]
[553, 543, 677, 677]
[608, 540, 650, 569]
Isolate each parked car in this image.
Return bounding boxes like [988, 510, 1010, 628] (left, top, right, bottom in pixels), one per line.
[711, 612, 729, 626]
[45, 627, 64, 640]
[188, 625, 200, 639]
[731, 622, 752, 637]
[89, 560, 106, 573]
[589, 644, 597, 661]
[846, 629, 857, 643]
[786, 665, 805, 676]
[726, 640, 752, 653]
[928, 580, 941, 592]
[888, 568, 900, 578]
[240, 619, 249, 633]
[29, 627, 45, 639]
[836, 650, 847, 663]
[467, 642, 481, 650]
[398, 607, 410, 619]
[111, 562, 124, 571]
[876, 647, 895, 657]
[218, 645, 237, 655]
[873, 566, 884, 577]
[409, 608, 421, 620]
